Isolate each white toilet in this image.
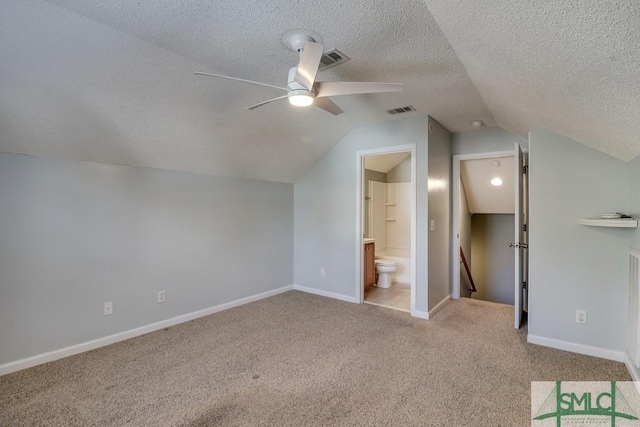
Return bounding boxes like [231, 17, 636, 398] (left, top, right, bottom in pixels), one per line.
[375, 259, 398, 288]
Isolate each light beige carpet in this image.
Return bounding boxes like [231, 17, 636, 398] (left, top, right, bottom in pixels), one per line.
[0, 291, 630, 426]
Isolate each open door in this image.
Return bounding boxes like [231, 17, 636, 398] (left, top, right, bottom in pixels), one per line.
[513, 143, 524, 329]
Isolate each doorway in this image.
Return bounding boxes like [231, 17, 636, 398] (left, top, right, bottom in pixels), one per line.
[355, 145, 416, 315]
[452, 145, 528, 328]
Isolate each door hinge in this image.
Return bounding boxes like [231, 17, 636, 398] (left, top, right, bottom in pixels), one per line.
[523, 281, 527, 289]
[523, 223, 527, 232]
[523, 165, 528, 174]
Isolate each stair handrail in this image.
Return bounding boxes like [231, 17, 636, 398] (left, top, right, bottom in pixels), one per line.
[460, 247, 477, 294]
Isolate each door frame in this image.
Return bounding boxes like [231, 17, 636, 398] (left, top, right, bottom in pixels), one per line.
[451, 150, 516, 300]
[355, 144, 417, 315]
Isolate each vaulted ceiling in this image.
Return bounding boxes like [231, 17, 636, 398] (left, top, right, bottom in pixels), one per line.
[1, 1, 638, 183]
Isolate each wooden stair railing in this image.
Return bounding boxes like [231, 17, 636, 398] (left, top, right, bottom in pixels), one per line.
[460, 247, 476, 294]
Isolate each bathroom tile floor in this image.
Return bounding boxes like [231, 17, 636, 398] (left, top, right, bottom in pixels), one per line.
[364, 282, 410, 312]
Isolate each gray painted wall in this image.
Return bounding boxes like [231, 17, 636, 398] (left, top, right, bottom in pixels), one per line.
[629, 155, 640, 251]
[293, 117, 429, 312]
[0, 153, 293, 365]
[364, 169, 387, 237]
[427, 118, 451, 311]
[453, 127, 528, 155]
[387, 157, 411, 183]
[529, 126, 629, 352]
[471, 214, 515, 305]
[459, 182, 473, 297]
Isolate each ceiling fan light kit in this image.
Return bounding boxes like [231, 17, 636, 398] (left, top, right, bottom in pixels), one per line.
[288, 90, 315, 107]
[195, 32, 403, 115]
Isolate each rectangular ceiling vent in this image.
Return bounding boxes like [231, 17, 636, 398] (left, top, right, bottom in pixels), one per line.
[387, 105, 416, 115]
[318, 49, 350, 71]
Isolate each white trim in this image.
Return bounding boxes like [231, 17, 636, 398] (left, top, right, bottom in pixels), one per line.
[625, 355, 640, 382]
[363, 300, 410, 314]
[527, 334, 625, 362]
[412, 310, 429, 320]
[293, 285, 358, 303]
[355, 144, 417, 314]
[451, 149, 516, 300]
[428, 295, 451, 318]
[0, 285, 293, 377]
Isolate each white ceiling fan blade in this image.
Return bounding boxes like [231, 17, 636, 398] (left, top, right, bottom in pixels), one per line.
[293, 42, 323, 91]
[315, 82, 404, 98]
[313, 98, 344, 116]
[194, 72, 288, 92]
[246, 95, 289, 110]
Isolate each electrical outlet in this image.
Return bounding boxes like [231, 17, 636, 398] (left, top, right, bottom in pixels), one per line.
[320, 268, 326, 277]
[104, 301, 113, 316]
[576, 310, 587, 324]
[430, 220, 435, 231]
[158, 290, 166, 303]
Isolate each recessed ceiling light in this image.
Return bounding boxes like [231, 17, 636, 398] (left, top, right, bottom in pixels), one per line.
[471, 120, 483, 128]
[489, 160, 500, 168]
[491, 177, 503, 187]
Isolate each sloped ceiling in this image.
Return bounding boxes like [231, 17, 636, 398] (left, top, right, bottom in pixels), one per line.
[365, 152, 411, 174]
[0, 1, 637, 183]
[424, 0, 640, 161]
[461, 157, 515, 214]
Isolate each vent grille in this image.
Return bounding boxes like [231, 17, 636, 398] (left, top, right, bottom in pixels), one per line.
[318, 49, 349, 70]
[628, 249, 640, 368]
[387, 106, 416, 115]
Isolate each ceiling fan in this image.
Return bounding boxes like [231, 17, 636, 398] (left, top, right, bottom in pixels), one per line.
[194, 34, 403, 116]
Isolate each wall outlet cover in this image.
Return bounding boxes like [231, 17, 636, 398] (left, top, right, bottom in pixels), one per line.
[158, 290, 166, 303]
[104, 301, 113, 316]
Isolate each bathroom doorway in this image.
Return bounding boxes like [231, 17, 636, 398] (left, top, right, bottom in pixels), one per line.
[355, 145, 416, 314]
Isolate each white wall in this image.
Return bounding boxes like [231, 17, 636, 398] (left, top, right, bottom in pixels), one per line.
[471, 214, 515, 305]
[453, 127, 528, 155]
[0, 153, 293, 366]
[427, 118, 452, 311]
[528, 126, 629, 353]
[294, 117, 429, 312]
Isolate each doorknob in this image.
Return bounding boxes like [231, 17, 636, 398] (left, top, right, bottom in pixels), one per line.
[509, 243, 528, 249]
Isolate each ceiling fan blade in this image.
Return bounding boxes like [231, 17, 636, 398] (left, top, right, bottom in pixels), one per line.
[313, 97, 344, 116]
[315, 82, 404, 98]
[246, 95, 289, 110]
[194, 72, 288, 92]
[293, 42, 323, 91]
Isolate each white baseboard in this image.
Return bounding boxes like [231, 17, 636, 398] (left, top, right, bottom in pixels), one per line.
[411, 310, 429, 320]
[625, 355, 640, 382]
[428, 295, 451, 319]
[527, 334, 625, 362]
[292, 285, 358, 303]
[0, 285, 294, 377]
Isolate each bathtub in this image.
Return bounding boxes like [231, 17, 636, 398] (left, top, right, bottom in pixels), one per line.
[375, 248, 411, 285]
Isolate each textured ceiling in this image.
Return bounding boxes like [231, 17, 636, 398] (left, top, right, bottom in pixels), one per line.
[1, 1, 637, 183]
[424, 0, 640, 161]
[0, 0, 492, 183]
[461, 157, 514, 214]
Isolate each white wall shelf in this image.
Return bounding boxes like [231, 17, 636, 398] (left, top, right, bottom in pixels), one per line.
[577, 218, 638, 228]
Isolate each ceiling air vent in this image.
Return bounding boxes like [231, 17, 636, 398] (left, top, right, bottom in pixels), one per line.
[318, 49, 350, 71]
[387, 105, 416, 115]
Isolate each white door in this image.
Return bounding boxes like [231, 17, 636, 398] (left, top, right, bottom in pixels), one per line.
[513, 143, 524, 329]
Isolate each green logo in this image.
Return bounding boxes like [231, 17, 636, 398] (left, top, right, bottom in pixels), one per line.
[532, 381, 640, 426]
